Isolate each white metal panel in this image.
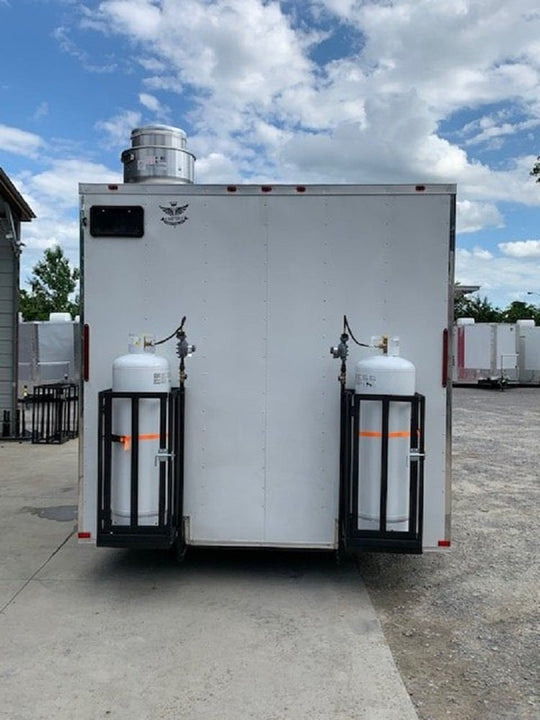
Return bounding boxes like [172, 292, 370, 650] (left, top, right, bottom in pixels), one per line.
[463, 324, 492, 372]
[519, 326, 540, 382]
[495, 324, 517, 378]
[459, 323, 517, 380]
[80, 184, 454, 550]
[82, 196, 269, 544]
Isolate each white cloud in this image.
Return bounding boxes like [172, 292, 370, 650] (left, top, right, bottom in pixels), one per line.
[194, 152, 240, 183]
[81, 0, 540, 215]
[333, 0, 540, 111]
[20, 159, 121, 210]
[462, 112, 540, 148]
[18, 213, 81, 290]
[14, 158, 121, 283]
[499, 240, 540, 258]
[138, 92, 169, 115]
[93, 0, 318, 109]
[314, 0, 359, 15]
[9, 0, 540, 301]
[95, 110, 142, 148]
[455, 247, 540, 307]
[0, 124, 44, 158]
[92, 0, 162, 41]
[457, 200, 504, 233]
[139, 57, 166, 72]
[142, 74, 181, 92]
[472, 246, 494, 260]
[52, 25, 117, 73]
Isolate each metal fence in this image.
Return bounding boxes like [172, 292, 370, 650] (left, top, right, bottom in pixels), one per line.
[31, 383, 79, 444]
[1, 405, 29, 440]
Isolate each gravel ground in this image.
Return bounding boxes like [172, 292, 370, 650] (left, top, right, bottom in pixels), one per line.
[358, 386, 539, 720]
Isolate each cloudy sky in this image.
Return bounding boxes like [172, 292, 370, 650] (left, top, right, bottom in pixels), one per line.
[1, 0, 539, 308]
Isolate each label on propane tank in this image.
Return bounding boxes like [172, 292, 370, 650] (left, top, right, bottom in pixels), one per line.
[153, 371, 170, 385]
[356, 373, 376, 390]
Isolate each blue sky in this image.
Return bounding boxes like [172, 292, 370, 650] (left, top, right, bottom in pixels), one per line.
[1, 0, 539, 309]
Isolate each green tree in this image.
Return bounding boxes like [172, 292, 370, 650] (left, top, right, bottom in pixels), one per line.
[530, 156, 540, 182]
[501, 300, 540, 324]
[454, 294, 502, 323]
[19, 245, 80, 321]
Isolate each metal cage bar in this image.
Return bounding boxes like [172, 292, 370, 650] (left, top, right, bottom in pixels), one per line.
[96, 388, 184, 549]
[340, 391, 425, 554]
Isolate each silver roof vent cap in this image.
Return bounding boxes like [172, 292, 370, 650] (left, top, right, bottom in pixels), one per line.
[121, 124, 195, 184]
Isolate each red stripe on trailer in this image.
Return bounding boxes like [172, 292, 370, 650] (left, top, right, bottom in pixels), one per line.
[442, 328, 449, 387]
[78, 531, 91, 539]
[83, 324, 90, 381]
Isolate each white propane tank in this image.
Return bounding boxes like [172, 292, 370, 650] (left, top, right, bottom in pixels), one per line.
[111, 334, 171, 526]
[355, 339, 415, 532]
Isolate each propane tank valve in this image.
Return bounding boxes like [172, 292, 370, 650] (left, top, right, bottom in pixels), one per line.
[331, 332, 349, 386]
[152, 316, 196, 387]
[330, 333, 349, 361]
[176, 324, 196, 386]
[176, 334, 196, 360]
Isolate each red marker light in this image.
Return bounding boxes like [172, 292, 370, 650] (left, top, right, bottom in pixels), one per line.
[78, 532, 91, 539]
[438, 539, 451, 547]
[108, 184, 118, 191]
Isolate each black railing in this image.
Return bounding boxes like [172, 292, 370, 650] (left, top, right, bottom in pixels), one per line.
[31, 383, 79, 444]
[97, 387, 184, 550]
[1, 403, 30, 440]
[340, 390, 425, 554]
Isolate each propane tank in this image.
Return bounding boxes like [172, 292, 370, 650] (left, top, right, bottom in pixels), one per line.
[355, 338, 415, 532]
[111, 334, 171, 526]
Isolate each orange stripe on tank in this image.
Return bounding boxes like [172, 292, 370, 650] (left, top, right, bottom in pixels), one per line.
[119, 433, 162, 451]
[359, 430, 411, 438]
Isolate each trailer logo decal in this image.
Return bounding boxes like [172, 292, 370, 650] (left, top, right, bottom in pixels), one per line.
[160, 202, 189, 226]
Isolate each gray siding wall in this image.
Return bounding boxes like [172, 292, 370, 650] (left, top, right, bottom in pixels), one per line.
[0, 240, 16, 416]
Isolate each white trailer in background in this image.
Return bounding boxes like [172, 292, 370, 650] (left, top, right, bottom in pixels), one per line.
[78, 125, 455, 555]
[516, 319, 540, 384]
[18, 315, 80, 394]
[453, 319, 518, 386]
[453, 318, 540, 386]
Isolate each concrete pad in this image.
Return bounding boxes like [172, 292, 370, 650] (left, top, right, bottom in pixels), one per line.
[0, 441, 418, 720]
[0, 440, 77, 582]
[0, 580, 24, 608]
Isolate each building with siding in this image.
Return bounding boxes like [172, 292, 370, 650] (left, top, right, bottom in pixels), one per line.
[0, 169, 35, 436]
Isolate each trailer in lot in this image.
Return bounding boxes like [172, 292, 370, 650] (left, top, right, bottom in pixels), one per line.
[18, 316, 80, 394]
[453, 318, 540, 386]
[452, 320, 518, 386]
[516, 319, 540, 384]
[78, 125, 455, 555]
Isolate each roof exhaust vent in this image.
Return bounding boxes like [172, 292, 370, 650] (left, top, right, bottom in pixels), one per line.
[121, 125, 195, 184]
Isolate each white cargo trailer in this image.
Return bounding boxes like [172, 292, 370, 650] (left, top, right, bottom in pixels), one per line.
[18, 317, 80, 393]
[516, 320, 540, 384]
[78, 126, 455, 555]
[453, 320, 518, 386]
